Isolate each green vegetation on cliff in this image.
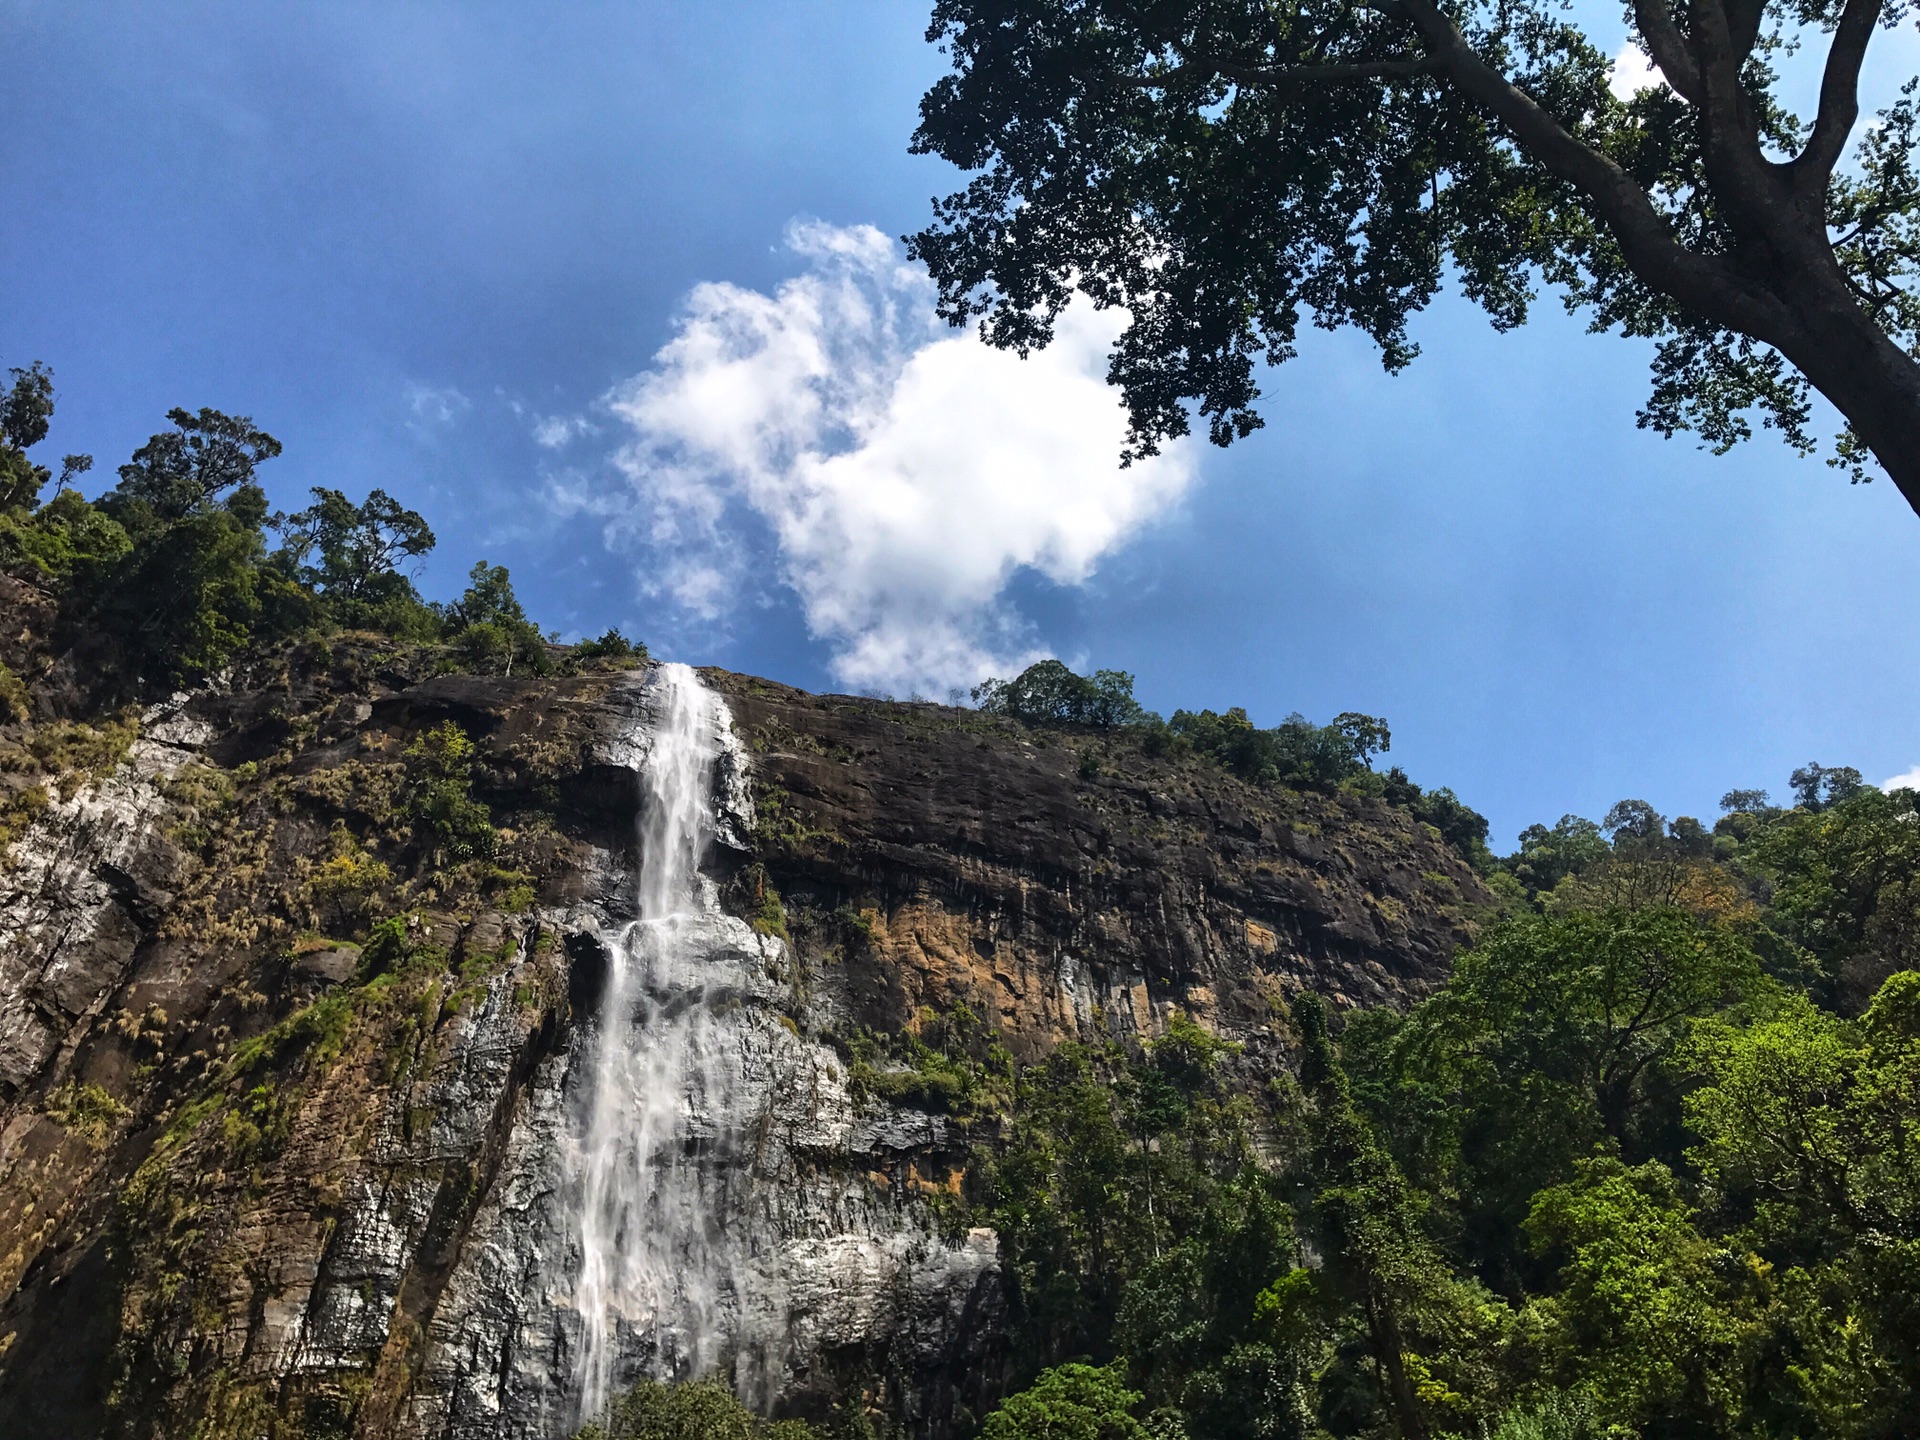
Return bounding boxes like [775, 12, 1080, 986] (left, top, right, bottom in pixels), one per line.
[960, 773, 1920, 1440]
[0, 358, 647, 704]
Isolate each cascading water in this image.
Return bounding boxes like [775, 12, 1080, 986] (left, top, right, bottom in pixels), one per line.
[569, 663, 781, 1424]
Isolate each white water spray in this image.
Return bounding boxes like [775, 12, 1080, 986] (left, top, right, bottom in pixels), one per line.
[570, 663, 776, 1424]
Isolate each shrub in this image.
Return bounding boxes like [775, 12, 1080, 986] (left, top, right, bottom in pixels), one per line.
[403, 722, 497, 862]
[980, 1364, 1148, 1440]
[573, 627, 649, 664]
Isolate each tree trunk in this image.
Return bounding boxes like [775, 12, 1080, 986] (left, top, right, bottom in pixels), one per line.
[1364, 1286, 1427, 1440]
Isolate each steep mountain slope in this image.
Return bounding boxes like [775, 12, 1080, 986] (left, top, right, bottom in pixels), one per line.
[0, 644, 1489, 1440]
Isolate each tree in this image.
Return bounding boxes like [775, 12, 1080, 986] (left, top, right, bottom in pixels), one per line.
[1681, 975, 1920, 1424]
[1293, 994, 1452, 1439]
[974, 659, 1151, 727]
[573, 1378, 814, 1440]
[77, 406, 308, 686]
[1788, 761, 1867, 811]
[1751, 785, 1920, 1008]
[1520, 1158, 1754, 1433]
[910, 0, 1920, 513]
[1507, 816, 1611, 896]
[111, 407, 281, 521]
[402, 722, 497, 863]
[1345, 907, 1766, 1293]
[0, 362, 62, 511]
[441, 561, 550, 676]
[276, 487, 435, 602]
[981, 1363, 1151, 1440]
[1602, 799, 1666, 848]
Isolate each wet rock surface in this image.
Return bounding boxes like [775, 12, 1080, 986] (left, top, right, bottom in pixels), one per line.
[0, 650, 1488, 1440]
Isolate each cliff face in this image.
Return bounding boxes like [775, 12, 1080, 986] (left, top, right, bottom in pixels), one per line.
[0, 647, 1488, 1440]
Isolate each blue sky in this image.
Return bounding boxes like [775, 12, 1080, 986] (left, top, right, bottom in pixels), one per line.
[4, 0, 1918, 848]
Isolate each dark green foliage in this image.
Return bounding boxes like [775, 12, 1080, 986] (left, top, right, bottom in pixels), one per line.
[0, 489, 133, 585]
[402, 722, 497, 863]
[1346, 908, 1766, 1293]
[974, 659, 1150, 728]
[975, 1013, 1258, 1370]
[839, 1004, 1013, 1119]
[573, 627, 649, 664]
[972, 749, 1920, 1438]
[1750, 785, 1920, 1011]
[573, 1378, 816, 1440]
[440, 561, 551, 676]
[274, 486, 440, 637]
[1788, 762, 1868, 812]
[1165, 707, 1389, 791]
[972, 660, 1491, 866]
[109, 407, 281, 522]
[0, 362, 640, 703]
[277, 487, 435, 599]
[62, 409, 313, 685]
[0, 362, 56, 510]
[1382, 771, 1497, 875]
[979, 1364, 1148, 1440]
[1, 362, 54, 453]
[4, 405, 309, 687]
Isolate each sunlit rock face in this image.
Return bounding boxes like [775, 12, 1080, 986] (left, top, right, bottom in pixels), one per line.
[384, 665, 1001, 1438]
[0, 646, 1485, 1440]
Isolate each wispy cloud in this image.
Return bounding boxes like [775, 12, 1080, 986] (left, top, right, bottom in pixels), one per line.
[575, 219, 1195, 694]
[1883, 765, 1920, 792]
[406, 383, 471, 429]
[533, 413, 601, 449]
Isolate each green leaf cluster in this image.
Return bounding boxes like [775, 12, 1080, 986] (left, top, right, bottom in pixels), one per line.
[401, 722, 498, 863]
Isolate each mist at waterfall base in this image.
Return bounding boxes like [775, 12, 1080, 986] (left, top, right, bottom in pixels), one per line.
[567, 663, 779, 1422]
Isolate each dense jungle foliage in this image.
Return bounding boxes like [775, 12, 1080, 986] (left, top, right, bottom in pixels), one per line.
[877, 759, 1920, 1440]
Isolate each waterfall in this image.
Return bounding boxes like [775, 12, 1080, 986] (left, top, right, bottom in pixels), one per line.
[570, 662, 777, 1425]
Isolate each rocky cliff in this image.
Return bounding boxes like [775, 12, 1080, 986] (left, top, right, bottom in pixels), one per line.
[0, 643, 1489, 1440]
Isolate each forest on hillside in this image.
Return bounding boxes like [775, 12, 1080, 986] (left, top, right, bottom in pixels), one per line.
[878, 666, 1920, 1440]
[6, 359, 1917, 1440]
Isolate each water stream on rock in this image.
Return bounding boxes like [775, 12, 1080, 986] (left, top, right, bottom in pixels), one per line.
[570, 662, 775, 1425]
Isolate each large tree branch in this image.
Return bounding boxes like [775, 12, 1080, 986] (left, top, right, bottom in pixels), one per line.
[1723, 0, 1769, 66]
[1631, 0, 1704, 104]
[1392, 0, 1788, 337]
[1687, 0, 1762, 150]
[1684, 0, 1798, 245]
[1796, 0, 1884, 185]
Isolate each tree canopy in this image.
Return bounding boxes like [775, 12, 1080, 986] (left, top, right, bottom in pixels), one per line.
[957, 759, 1920, 1438]
[910, 0, 1920, 514]
[0, 356, 645, 695]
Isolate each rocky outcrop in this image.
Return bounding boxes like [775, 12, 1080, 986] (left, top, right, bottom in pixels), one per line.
[715, 672, 1486, 1070]
[0, 647, 1490, 1440]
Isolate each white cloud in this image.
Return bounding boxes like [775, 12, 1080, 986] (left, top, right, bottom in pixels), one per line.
[590, 219, 1195, 694]
[1883, 766, 1920, 792]
[1608, 43, 1665, 101]
[533, 413, 601, 449]
[406, 383, 471, 428]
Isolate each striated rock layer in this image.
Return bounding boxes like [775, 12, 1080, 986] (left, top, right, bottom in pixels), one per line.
[0, 647, 1487, 1440]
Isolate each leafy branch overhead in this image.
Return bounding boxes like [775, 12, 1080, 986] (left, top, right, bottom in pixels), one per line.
[911, 0, 1920, 510]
